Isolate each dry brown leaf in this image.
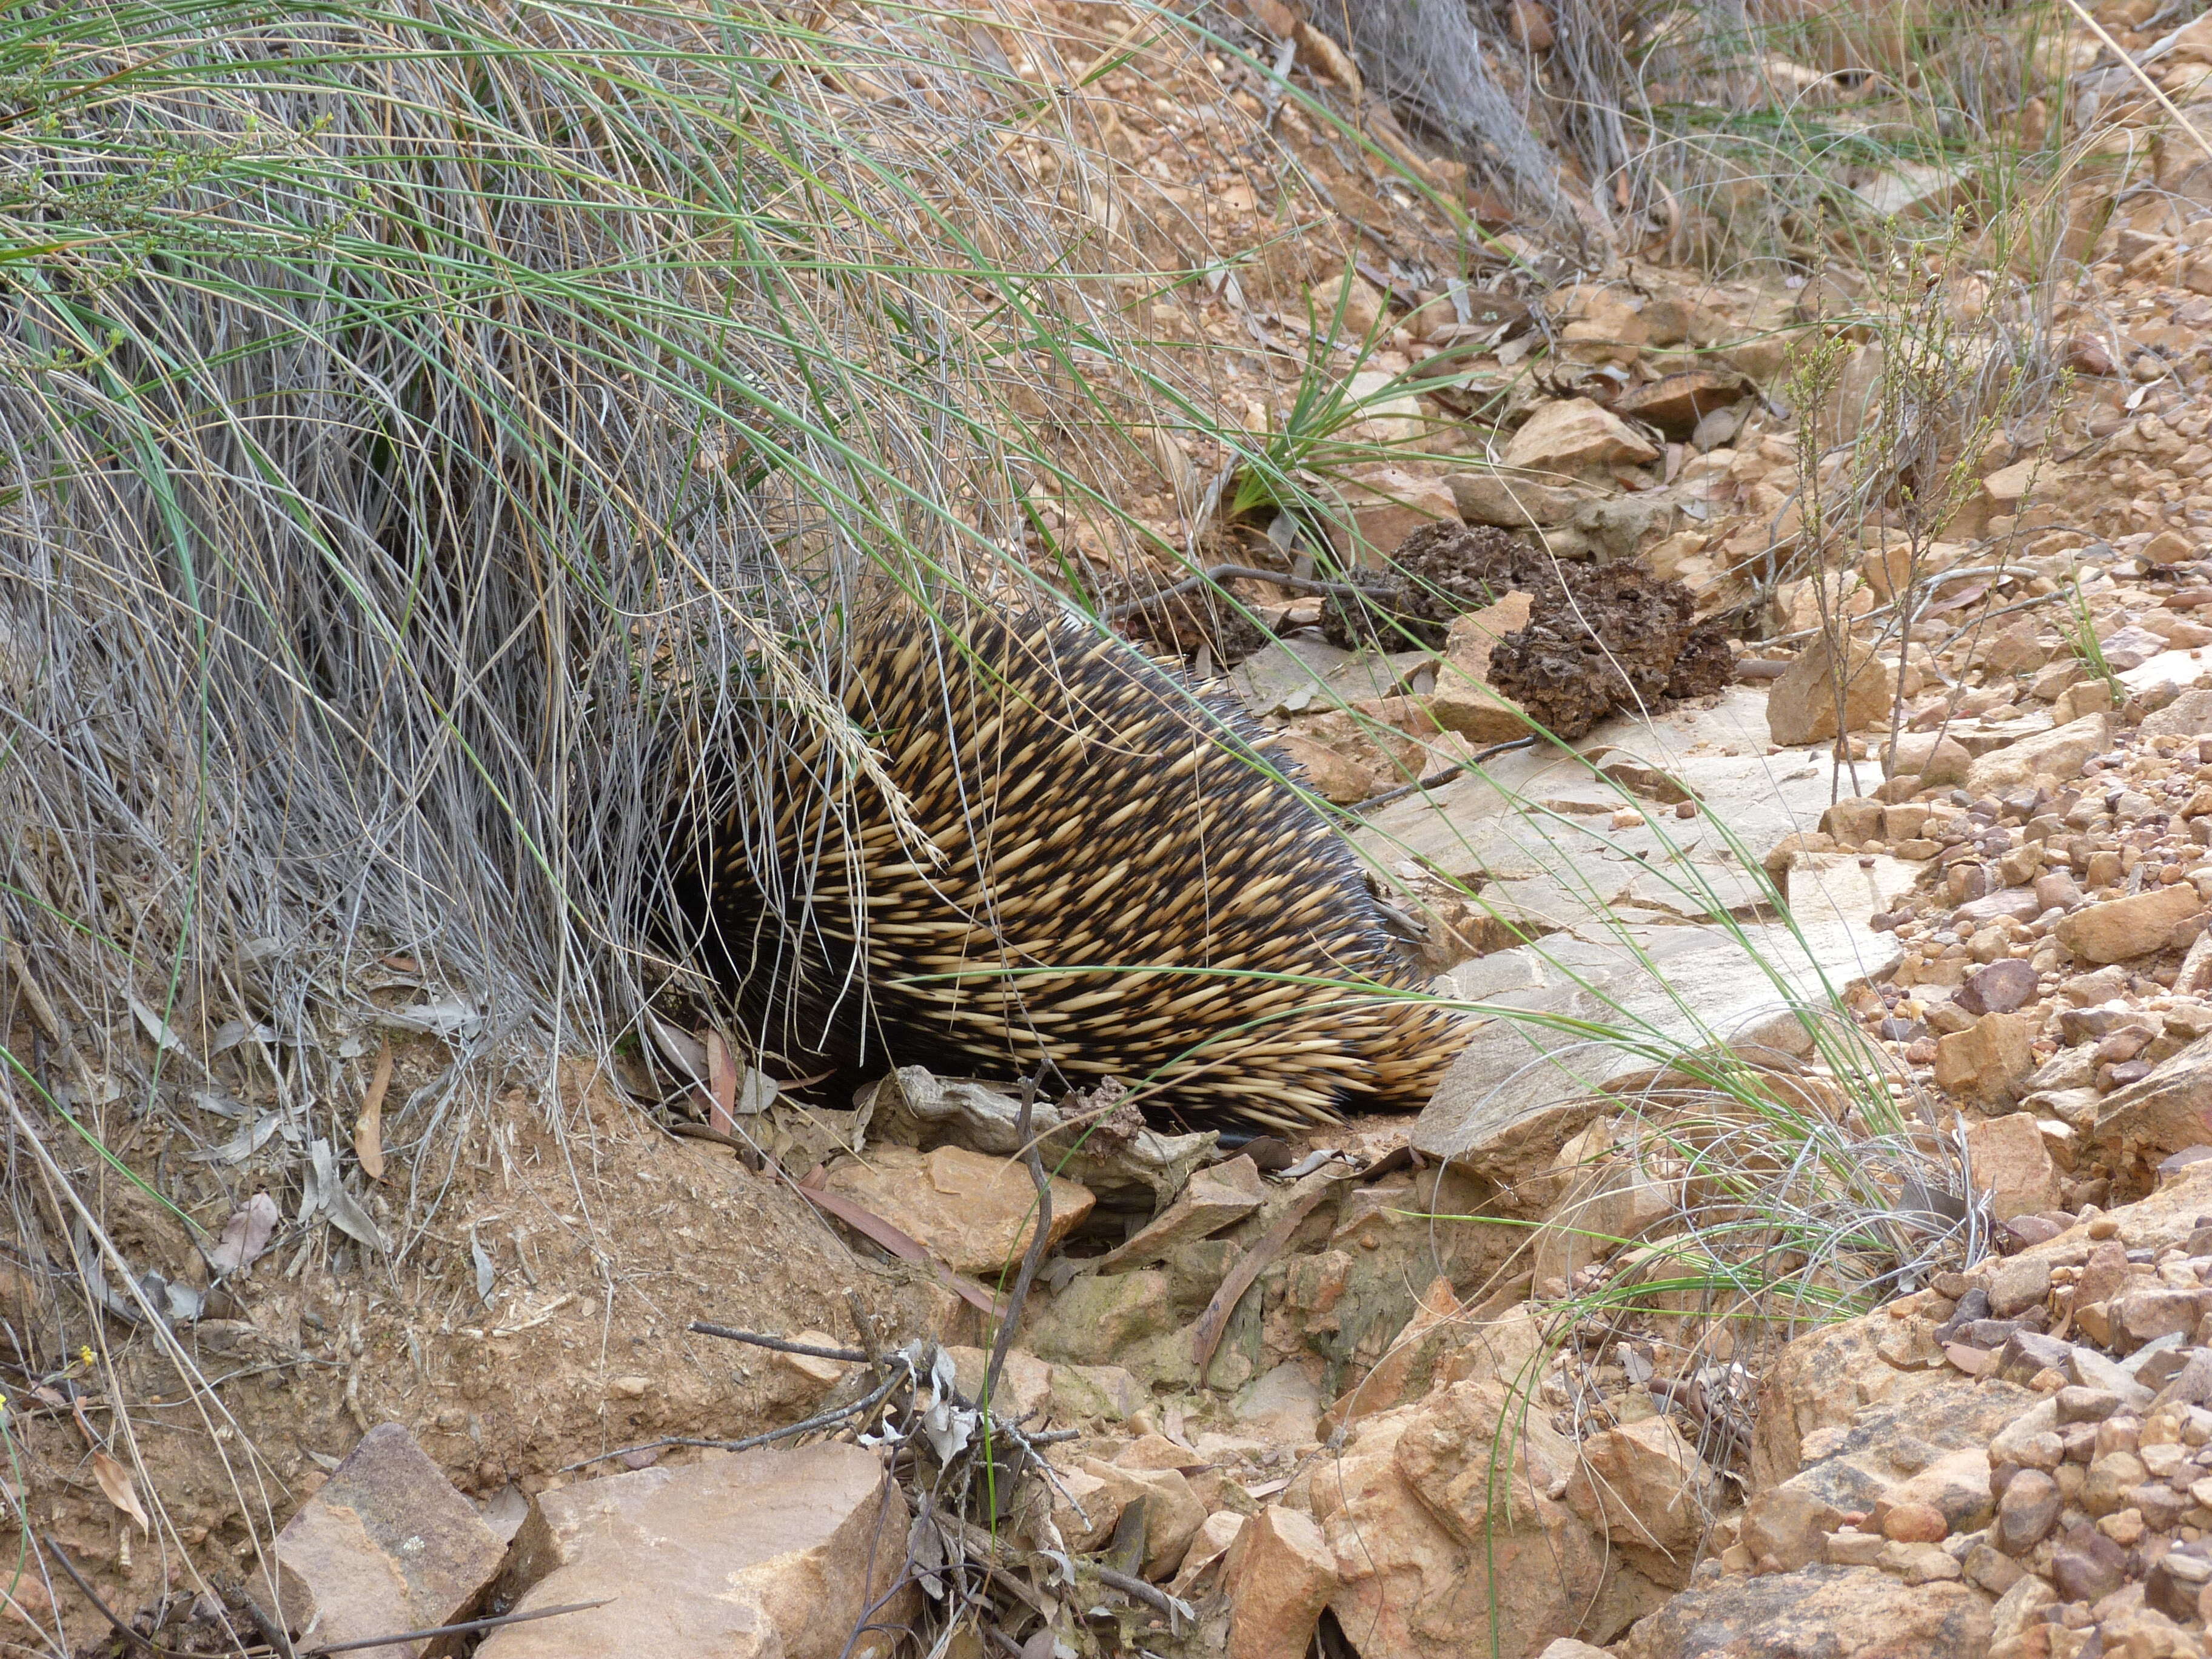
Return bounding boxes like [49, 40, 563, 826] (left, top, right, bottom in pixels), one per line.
[355, 1038, 392, 1182]
[704, 1028, 737, 1137]
[91, 1450, 149, 1533]
[793, 1176, 1007, 1318]
[207, 1191, 281, 1276]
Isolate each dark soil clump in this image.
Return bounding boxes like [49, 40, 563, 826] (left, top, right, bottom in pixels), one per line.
[1321, 521, 1540, 650]
[1488, 560, 1733, 737]
[1324, 521, 1735, 737]
[1109, 571, 1269, 665]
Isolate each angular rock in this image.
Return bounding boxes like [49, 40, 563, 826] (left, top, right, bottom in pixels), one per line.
[2056, 882, 2207, 965]
[1415, 903, 1900, 1173]
[1870, 1447, 1991, 1537]
[1269, 728, 1381, 805]
[1040, 1460, 1114, 1550]
[1093, 1155, 1264, 1274]
[2094, 1034, 2212, 1165]
[1530, 1122, 1673, 1289]
[2049, 1521, 2128, 1602]
[1745, 1370, 2033, 1570]
[1048, 1362, 1143, 1423]
[1960, 1110, 2057, 1218]
[1021, 1266, 1181, 1369]
[1427, 591, 1537, 742]
[1330, 465, 1461, 566]
[1986, 1256, 2052, 1319]
[2080, 1447, 2147, 1515]
[1565, 1415, 1716, 1588]
[1769, 635, 1889, 746]
[1447, 470, 1596, 528]
[1560, 290, 1649, 366]
[943, 1346, 1052, 1426]
[773, 1329, 855, 1400]
[1614, 370, 1752, 440]
[1308, 1378, 1663, 1659]
[1082, 1455, 1205, 1580]
[1934, 1016, 2036, 1110]
[822, 1144, 1093, 1275]
[483, 1444, 912, 1659]
[1995, 1467, 2061, 1555]
[1503, 398, 1660, 477]
[1883, 730, 1971, 786]
[1224, 1507, 1338, 1659]
[1996, 1329, 2072, 1384]
[1615, 1565, 1994, 1659]
[1232, 1362, 1325, 1446]
[1175, 1510, 1245, 1590]
[2143, 688, 2212, 740]
[1956, 959, 2039, 1017]
[1964, 713, 2110, 795]
[1311, 272, 1387, 338]
[259, 1423, 507, 1659]
[2146, 1544, 2212, 1620]
[2113, 1285, 2206, 1350]
[1820, 797, 1886, 843]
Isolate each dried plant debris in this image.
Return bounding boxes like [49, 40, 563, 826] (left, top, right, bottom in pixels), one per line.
[1324, 521, 1734, 734]
[1321, 521, 1540, 651]
[1489, 561, 1736, 739]
[1104, 565, 1272, 667]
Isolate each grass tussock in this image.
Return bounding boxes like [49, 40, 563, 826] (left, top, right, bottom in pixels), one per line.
[0, 0, 1199, 1119]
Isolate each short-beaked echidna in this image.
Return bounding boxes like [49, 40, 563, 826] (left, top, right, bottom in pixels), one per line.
[673, 611, 1466, 1131]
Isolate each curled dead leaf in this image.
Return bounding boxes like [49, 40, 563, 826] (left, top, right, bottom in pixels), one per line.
[91, 1450, 149, 1533]
[355, 1039, 391, 1182]
[705, 1028, 737, 1136]
[207, 1191, 281, 1276]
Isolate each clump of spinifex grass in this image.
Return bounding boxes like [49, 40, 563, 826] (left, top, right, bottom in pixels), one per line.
[0, 0, 1198, 1119]
[0, 0, 1245, 1632]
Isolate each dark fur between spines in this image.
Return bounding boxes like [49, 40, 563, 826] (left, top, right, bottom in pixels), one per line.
[676, 612, 1464, 1130]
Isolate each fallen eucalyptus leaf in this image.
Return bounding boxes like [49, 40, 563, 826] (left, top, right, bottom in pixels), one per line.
[370, 999, 483, 1042]
[302, 1139, 386, 1252]
[90, 1450, 149, 1533]
[469, 1230, 495, 1305]
[127, 996, 185, 1054]
[206, 1192, 281, 1276]
[192, 1113, 282, 1166]
[355, 1040, 391, 1182]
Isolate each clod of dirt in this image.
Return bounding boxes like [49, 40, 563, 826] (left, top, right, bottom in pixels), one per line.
[1490, 562, 1734, 738]
[1107, 567, 1268, 665]
[1321, 521, 1541, 649]
[1320, 521, 1734, 736]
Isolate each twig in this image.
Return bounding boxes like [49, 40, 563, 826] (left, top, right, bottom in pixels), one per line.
[663, 1120, 761, 1161]
[2059, 0, 2212, 160]
[1105, 564, 1358, 619]
[1347, 734, 1540, 814]
[950, 1520, 1053, 1615]
[1094, 1566, 1195, 1628]
[39, 1535, 203, 1659]
[983, 1074, 1053, 1409]
[301, 1599, 615, 1655]
[689, 1322, 869, 1363]
[843, 1288, 889, 1370]
[246, 1597, 300, 1659]
[1191, 1182, 1332, 1381]
[557, 1368, 907, 1472]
